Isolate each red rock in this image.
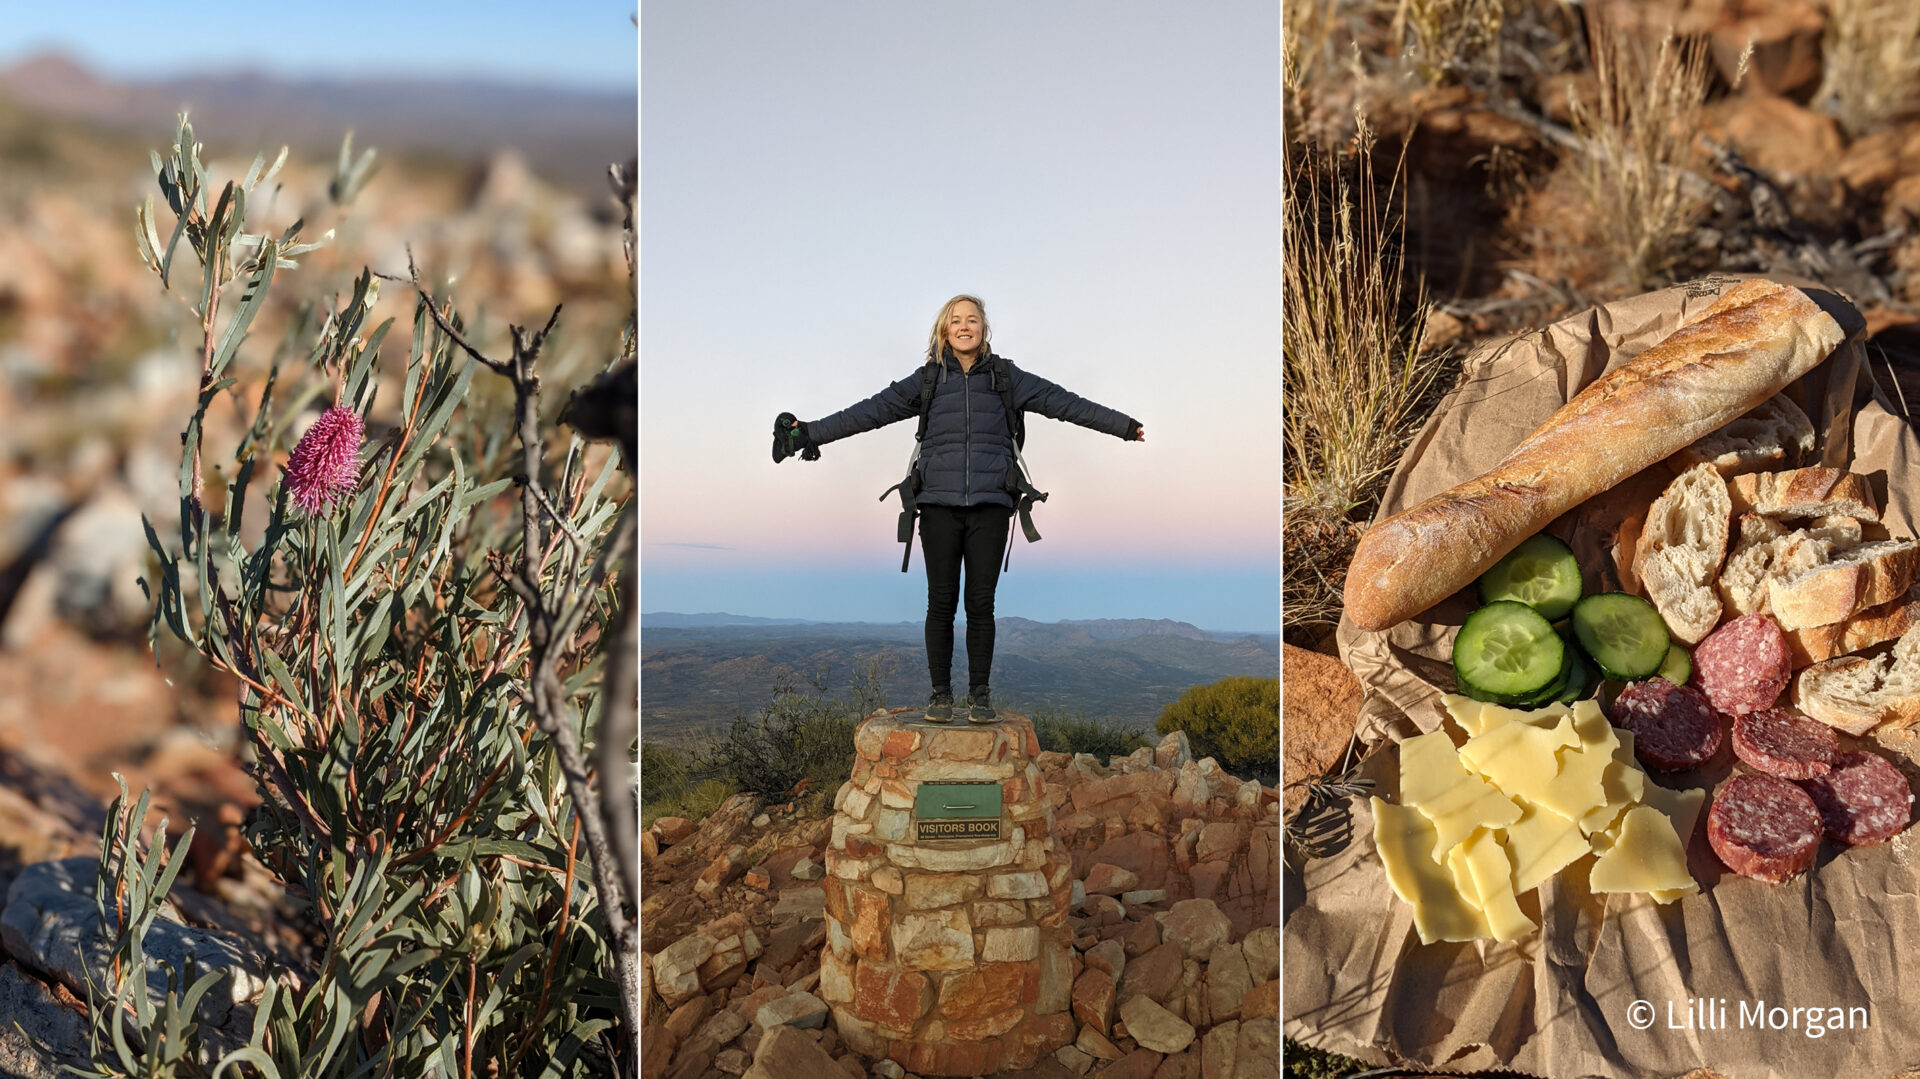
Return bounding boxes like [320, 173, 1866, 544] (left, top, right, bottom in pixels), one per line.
[881, 729, 920, 758]
[1153, 1049, 1200, 1079]
[1123, 917, 1163, 958]
[1085, 863, 1140, 896]
[641, 831, 660, 861]
[1705, 0, 1824, 98]
[1101, 1048, 1165, 1079]
[844, 834, 885, 859]
[929, 728, 997, 760]
[1195, 822, 1242, 864]
[821, 877, 847, 922]
[1002, 1012, 1077, 1071]
[744, 1024, 843, 1079]
[948, 1005, 1024, 1041]
[938, 961, 1026, 1020]
[743, 868, 771, 891]
[655, 816, 696, 845]
[851, 960, 931, 1032]
[1189, 862, 1229, 901]
[1088, 832, 1170, 891]
[1118, 944, 1185, 1007]
[696, 846, 749, 896]
[1073, 967, 1118, 1034]
[848, 886, 891, 960]
[1077, 1025, 1124, 1061]
[1241, 979, 1278, 1020]
[1003, 776, 1028, 803]
[664, 994, 712, 1043]
[1024, 724, 1041, 756]
[1701, 95, 1843, 182]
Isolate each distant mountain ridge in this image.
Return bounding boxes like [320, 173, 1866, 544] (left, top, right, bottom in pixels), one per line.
[640, 615, 1279, 739]
[0, 52, 633, 196]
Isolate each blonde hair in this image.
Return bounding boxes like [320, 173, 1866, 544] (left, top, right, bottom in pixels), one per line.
[926, 294, 990, 362]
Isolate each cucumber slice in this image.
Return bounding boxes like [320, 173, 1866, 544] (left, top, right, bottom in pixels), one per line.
[1478, 534, 1584, 620]
[1556, 648, 1596, 704]
[1454, 601, 1566, 703]
[1570, 593, 1670, 681]
[1657, 642, 1692, 686]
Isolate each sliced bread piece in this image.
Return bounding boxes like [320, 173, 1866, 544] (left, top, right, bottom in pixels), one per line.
[1670, 393, 1815, 476]
[1717, 513, 1841, 619]
[1782, 584, 1920, 667]
[1766, 539, 1920, 630]
[1632, 463, 1732, 644]
[1727, 467, 1880, 522]
[1793, 624, 1920, 735]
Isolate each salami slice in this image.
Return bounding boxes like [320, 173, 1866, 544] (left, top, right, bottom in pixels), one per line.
[1707, 773, 1823, 883]
[1801, 751, 1913, 847]
[1691, 612, 1790, 715]
[1609, 678, 1723, 771]
[1730, 708, 1837, 779]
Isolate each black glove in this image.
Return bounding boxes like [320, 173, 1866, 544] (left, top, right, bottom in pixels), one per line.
[772, 413, 821, 463]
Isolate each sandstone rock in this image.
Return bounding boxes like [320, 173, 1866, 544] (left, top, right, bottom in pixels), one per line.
[696, 846, 750, 896]
[2, 858, 266, 1045]
[1155, 899, 1232, 960]
[1038, 936, 1075, 1014]
[1077, 1024, 1124, 1061]
[755, 990, 828, 1030]
[1155, 731, 1193, 770]
[1154, 1049, 1201, 1079]
[891, 909, 973, 970]
[1240, 979, 1278, 1021]
[852, 960, 932, 1033]
[1206, 942, 1252, 1022]
[971, 899, 1027, 926]
[641, 831, 660, 860]
[789, 857, 821, 881]
[0, 962, 89, 1075]
[744, 868, 771, 891]
[835, 1054, 864, 1079]
[983, 925, 1039, 962]
[665, 995, 713, 1042]
[1201, 1020, 1239, 1079]
[1240, 927, 1277, 984]
[938, 961, 1025, 1020]
[655, 816, 696, 845]
[698, 1008, 750, 1049]
[1280, 645, 1360, 814]
[771, 885, 825, 922]
[1118, 943, 1185, 1006]
[1085, 938, 1126, 980]
[849, 887, 891, 959]
[1189, 862, 1230, 902]
[1123, 916, 1162, 957]
[888, 839, 1015, 872]
[1120, 993, 1194, 1053]
[1104, 1048, 1167, 1079]
[1233, 1016, 1279, 1079]
[743, 1023, 843, 1079]
[752, 813, 771, 827]
[651, 934, 718, 1008]
[1088, 832, 1170, 891]
[1072, 967, 1118, 1034]
[872, 1061, 906, 1079]
[1056, 1043, 1096, 1075]
[714, 1047, 750, 1075]
[1706, 0, 1824, 98]
[1084, 894, 1125, 923]
[1085, 863, 1140, 896]
[1701, 94, 1843, 183]
[904, 872, 981, 909]
[871, 866, 904, 894]
[988, 869, 1050, 899]
[1122, 889, 1167, 906]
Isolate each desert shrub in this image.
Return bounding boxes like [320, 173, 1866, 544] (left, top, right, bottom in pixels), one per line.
[86, 116, 638, 1075]
[1027, 704, 1152, 760]
[1397, 0, 1503, 86]
[702, 688, 860, 805]
[642, 778, 739, 830]
[1157, 676, 1279, 784]
[1568, 13, 1713, 290]
[1816, 0, 1920, 137]
[1282, 116, 1446, 635]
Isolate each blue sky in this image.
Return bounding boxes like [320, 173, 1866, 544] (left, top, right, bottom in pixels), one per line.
[640, 3, 1281, 633]
[0, 2, 636, 93]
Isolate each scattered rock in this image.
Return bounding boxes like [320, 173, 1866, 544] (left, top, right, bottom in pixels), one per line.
[1281, 645, 1360, 813]
[743, 1023, 843, 1079]
[1156, 899, 1232, 960]
[754, 989, 828, 1030]
[650, 934, 718, 1008]
[0, 962, 88, 1076]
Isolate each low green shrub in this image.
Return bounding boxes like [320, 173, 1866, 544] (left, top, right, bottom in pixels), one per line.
[1158, 676, 1280, 784]
[1027, 704, 1152, 760]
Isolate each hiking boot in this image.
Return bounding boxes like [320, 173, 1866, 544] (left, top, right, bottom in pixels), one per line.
[925, 689, 955, 723]
[966, 688, 998, 723]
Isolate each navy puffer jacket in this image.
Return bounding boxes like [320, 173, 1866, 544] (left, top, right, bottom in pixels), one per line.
[807, 350, 1138, 509]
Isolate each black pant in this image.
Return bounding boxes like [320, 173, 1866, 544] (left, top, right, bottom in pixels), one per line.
[918, 503, 1012, 693]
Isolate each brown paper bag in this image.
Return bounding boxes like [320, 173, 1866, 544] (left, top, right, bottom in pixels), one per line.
[1286, 275, 1920, 1079]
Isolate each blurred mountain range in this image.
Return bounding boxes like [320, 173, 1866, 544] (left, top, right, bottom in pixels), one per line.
[641, 615, 1280, 738]
[0, 51, 634, 197]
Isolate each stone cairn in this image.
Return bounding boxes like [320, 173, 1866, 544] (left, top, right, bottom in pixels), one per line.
[819, 708, 1076, 1076]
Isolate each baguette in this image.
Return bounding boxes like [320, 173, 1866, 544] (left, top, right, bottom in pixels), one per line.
[1727, 467, 1879, 521]
[1716, 513, 1857, 619]
[1632, 463, 1731, 644]
[1765, 539, 1918, 630]
[1669, 393, 1815, 476]
[1344, 280, 1845, 632]
[1782, 584, 1920, 667]
[1793, 624, 1920, 735]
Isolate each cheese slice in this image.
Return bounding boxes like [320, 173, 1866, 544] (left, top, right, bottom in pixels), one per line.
[1373, 798, 1488, 944]
[1458, 713, 1580, 806]
[1442, 845, 1496, 940]
[1441, 694, 1486, 738]
[1577, 729, 1647, 836]
[1465, 700, 1572, 738]
[1589, 804, 1696, 897]
[1503, 802, 1593, 894]
[1639, 780, 1707, 847]
[1398, 730, 1522, 861]
[1528, 703, 1615, 822]
[1457, 828, 1535, 942]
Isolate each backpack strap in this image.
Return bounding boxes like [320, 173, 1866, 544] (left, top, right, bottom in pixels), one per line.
[988, 354, 1046, 565]
[877, 362, 943, 572]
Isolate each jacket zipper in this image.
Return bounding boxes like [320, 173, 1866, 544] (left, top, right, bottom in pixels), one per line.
[963, 358, 972, 503]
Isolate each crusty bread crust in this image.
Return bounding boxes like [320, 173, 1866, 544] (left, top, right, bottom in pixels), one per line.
[1670, 393, 1814, 476]
[1344, 280, 1846, 632]
[1782, 584, 1920, 667]
[1766, 540, 1918, 630]
[1727, 467, 1879, 521]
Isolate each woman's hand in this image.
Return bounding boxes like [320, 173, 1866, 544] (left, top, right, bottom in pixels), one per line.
[1135, 424, 1146, 443]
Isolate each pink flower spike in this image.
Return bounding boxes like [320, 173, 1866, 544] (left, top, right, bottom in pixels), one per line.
[286, 406, 365, 517]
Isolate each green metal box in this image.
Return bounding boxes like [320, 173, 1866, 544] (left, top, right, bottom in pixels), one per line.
[914, 780, 1002, 841]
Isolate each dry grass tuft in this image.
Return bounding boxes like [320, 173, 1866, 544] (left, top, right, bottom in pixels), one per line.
[1283, 117, 1447, 636]
[1816, 0, 1920, 138]
[1568, 15, 1714, 291]
[1396, 0, 1504, 86]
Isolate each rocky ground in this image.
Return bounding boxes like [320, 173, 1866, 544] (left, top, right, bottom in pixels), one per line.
[639, 732, 1281, 1079]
